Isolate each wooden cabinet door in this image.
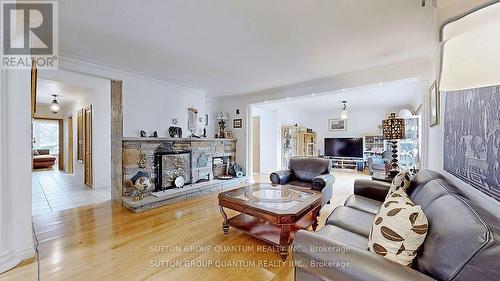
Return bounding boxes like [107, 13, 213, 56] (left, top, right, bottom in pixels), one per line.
[83, 106, 93, 187]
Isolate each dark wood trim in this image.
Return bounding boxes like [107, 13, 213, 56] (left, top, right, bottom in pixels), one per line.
[31, 61, 37, 118]
[83, 105, 93, 187]
[67, 114, 74, 174]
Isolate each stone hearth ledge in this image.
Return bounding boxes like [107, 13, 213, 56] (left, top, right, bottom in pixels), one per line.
[122, 137, 236, 141]
[122, 177, 248, 212]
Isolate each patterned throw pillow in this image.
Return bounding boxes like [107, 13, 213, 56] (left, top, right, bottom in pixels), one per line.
[385, 170, 412, 200]
[369, 189, 428, 266]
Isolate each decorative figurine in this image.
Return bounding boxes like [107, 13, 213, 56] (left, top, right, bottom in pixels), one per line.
[138, 153, 147, 168]
[168, 126, 182, 138]
[130, 171, 153, 201]
[216, 111, 229, 138]
[149, 131, 158, 138]
[140, 130, 147, 137]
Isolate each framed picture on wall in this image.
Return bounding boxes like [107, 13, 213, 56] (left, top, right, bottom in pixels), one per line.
[328, 119, 347, 131]
[233, 118, 242, 129]
[429, 81, 440, 127]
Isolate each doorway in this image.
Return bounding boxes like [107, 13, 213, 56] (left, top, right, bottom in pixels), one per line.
[30, 72, 113, 216]
[252, 116, 260, 173]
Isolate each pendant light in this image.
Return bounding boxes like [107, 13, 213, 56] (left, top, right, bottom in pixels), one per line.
[340, 100, 348, 120]
[50, 94, 60, 114]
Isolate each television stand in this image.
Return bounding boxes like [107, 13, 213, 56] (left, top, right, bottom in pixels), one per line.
[329, 157, 364, 171]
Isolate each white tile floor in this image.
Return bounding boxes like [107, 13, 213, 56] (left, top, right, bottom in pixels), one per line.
[32, 170, 111, 216]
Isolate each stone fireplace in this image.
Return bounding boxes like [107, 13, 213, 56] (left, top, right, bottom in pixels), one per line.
[121, 138, 246, 212]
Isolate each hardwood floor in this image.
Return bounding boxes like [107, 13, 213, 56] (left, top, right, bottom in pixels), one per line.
[2, 171, 369, 280]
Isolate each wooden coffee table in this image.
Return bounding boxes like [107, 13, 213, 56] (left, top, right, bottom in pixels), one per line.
[218, 183, 323, 260]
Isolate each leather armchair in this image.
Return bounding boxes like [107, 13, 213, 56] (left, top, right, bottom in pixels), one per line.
[270, 157, 334, 206]
[367, 150, 391, 174]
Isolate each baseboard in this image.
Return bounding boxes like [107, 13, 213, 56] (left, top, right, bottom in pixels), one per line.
[0, 247, 34, 274]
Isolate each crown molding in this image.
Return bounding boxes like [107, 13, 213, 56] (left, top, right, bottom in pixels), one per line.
[58, 54, 206, 94]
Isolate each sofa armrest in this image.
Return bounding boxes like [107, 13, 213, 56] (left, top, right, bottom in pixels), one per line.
[354, 179, 391, 202]
[270, 169, 293, 185]
[293, 230, 435, 281]
[311, 174, 335, 192]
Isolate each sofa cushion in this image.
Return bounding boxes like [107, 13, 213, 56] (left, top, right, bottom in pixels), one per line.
[344, 194, 382, 215]
[369, 189, 428, 266]
[414, 194, 497, 281]
[33, 155, 56, 162]
[410, 179, 467, 210]
[407, 169, 445, 196]
[316, 224, 369, 250]
[287, 181, 311, 189]
[289, 157, 331, 182]
[326, 206, 375, 238]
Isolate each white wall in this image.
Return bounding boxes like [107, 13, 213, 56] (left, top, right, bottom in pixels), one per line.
[251, 107, 279, 174]
[122, 76, 206, 138]
[0, 69, 34, 273]
[58, 57, 207, 139]
[34, 103, 68, 119]
[426, 3, 500, 210]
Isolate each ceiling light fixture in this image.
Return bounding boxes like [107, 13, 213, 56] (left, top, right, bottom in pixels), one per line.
[421, 0, 436, 7]
[340, 101, 348, 120]
[50, 94, 60, 114]
[285, 97, 291, 101]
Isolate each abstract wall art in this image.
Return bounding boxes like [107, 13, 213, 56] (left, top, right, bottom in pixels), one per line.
[444, 85, 500, 200]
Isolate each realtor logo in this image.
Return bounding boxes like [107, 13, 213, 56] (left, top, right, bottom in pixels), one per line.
[1, 1, 58, 69]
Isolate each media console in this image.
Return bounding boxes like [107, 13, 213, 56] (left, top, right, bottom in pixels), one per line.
[327, 156, 364, 171]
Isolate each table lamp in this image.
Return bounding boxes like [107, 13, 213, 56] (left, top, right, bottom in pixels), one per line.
[382, 112, 405, 177]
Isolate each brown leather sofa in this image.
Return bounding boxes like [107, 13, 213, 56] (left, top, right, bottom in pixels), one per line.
[270, 157, 334, 206]
[33, 149, 56, 169]
[292, 170, 500, 281]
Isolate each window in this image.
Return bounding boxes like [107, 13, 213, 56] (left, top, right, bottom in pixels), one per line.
[33, 119, 59, 154]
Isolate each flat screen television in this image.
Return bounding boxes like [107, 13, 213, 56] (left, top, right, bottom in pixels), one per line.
[324, 138, 363, 158]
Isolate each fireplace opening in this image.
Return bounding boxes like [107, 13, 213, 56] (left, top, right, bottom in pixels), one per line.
[155, 151, 192, 191]
[212, 156, 231, 178]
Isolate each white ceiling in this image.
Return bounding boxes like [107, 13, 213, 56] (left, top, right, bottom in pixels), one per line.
[256, 79, 425, 112]
[59, 0, 435, 96]
[36, 79, 89, 106]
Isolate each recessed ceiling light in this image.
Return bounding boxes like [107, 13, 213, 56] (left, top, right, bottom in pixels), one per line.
[378, 82, 384, 86]
[341, 88, 346, 92]
[264, 101, 269, 103]
[285, 97, 291, 101]
[311, 94, 316, 96]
